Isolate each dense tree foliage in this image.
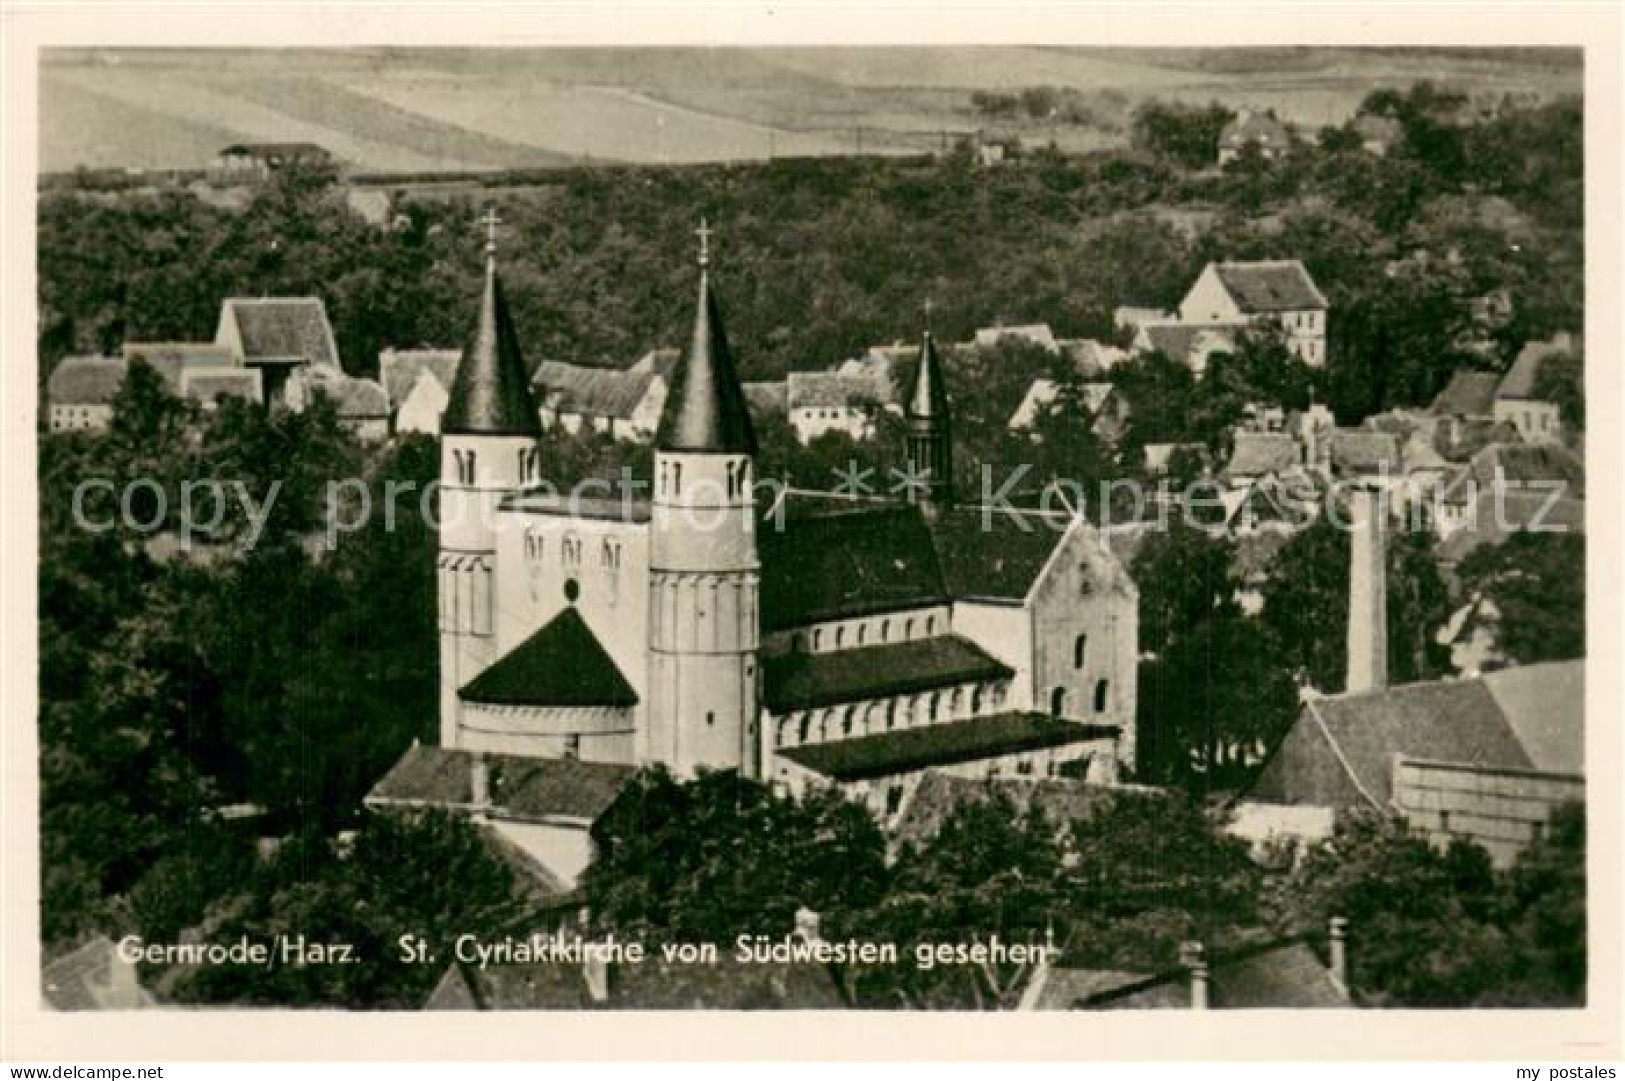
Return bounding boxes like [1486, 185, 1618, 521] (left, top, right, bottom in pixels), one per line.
[1457, 532, 1586, 665]
[1258, 512, 1451, 693]
[583, 767, 890, 947]
[1274, 806, 1586, 1006]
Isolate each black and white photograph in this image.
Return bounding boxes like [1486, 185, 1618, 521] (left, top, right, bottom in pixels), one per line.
[3, 5, 1618, 1068]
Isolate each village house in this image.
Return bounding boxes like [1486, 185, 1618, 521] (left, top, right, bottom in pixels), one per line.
[1430, 333, 1576, 450]
[1177, 260, 1328, 366]
[782, 370, 892, 443]
[1494, 333, 1576, 445]
[1008, 378, 1129, 444]
[531, 360, 670, 442]
[1129, 322, 1244, 377]
[1217, 110, 1292, 165]
[214, 296, 344, 408]
[380, 347, 462, 436]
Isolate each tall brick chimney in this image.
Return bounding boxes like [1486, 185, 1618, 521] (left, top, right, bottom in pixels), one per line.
[1345, 485, 1388, 694]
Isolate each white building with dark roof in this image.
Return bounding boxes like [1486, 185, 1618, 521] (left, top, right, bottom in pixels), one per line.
[372, 226, 1140, 841]
[1177, 260, 1328, 366]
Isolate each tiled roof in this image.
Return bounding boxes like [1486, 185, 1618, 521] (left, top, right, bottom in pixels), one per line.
[759, 503, 948, 632]
[628, 346, 680, 380]
[927, 506, 1080, 601]
[41, 936, 156, 1010]
[220, 297, 340, 367]
[47, 355, 126, 405]
[1483, 660, 1584, 774]
[1080, 941, 1348, 1009]
[779, 712, 1115, 783]
[1225, 432, 1301, 479]
[891, 770, 1123, 852]
[786, 371, 886, 410]
[1499, 334, 1579, 401]
[367, 743, 635, 822]
[460, 607, 636, 708]
[1057, 940, 1348, 1009]
[762, 634, 1012, 713]
[533, 362, 660, 420]
[759, 499, 1102, 631]
[1328, 430, 1400, 474]
[743, 380, 789, 414]
[1431, 371, 1501, 418]
[179, 367, 262, 405]
[1450, 443, 1585, 500]
[1250, 673, 1558, 809]
[1140, 322, 1239, 363]
[379, 347, 460, 407]
[325, 376, 389, 418]
[1435, 490, 1585, 564]
[1211, 261, 1327, 313]
[122, 341, 237, 384]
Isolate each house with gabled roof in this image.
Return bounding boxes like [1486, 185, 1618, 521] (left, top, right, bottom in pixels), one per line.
[380, 347, 462, 435]
[1494, 333, 1577, 445]
[1177, 260, 1328, 366]
[531, 360, 668, 442]
[214, 296, 342, 406]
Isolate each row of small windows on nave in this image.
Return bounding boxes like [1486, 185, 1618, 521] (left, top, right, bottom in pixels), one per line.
[792, 613, 940, 653]
[778, 680, 1009, 746]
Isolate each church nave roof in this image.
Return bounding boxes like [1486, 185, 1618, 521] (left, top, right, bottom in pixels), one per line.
[778, 712, 1117, 784]
[762, 634, 1012, 713]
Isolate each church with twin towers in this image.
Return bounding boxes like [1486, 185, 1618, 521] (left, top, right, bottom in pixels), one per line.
[405, 211, 1140, 822]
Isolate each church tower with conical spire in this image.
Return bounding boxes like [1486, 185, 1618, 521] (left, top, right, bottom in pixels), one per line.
[906, 325, 954, 513]
[437, 209, 544, 749]
[646, 220, 761, 777]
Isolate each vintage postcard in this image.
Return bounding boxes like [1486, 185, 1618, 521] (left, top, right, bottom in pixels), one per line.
[2, 2, 1620, 1065]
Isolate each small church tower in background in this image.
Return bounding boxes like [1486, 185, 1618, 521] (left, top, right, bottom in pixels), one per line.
[646, 220, 762, 777]
[437, 209, 544, 749]
[906, 320, 954, 513]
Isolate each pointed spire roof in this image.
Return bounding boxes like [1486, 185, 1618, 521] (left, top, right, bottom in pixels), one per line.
[658, 219, 756, 455]
[908, 330, 951, 424]
[442, 210, 541, 437]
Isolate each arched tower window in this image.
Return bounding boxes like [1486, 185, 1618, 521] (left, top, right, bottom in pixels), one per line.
[1074, 633, 1088, 669]
[857, 624, 867, 646]
[1050, 687, 1067, 717]
[880, 620, 890, 643]
[1094, 679, 1110, 713]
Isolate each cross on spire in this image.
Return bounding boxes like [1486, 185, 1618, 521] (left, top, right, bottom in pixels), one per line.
[480, 207, 502, 261]
[922, 297, 935, 331]
[695, 216, 713, 268]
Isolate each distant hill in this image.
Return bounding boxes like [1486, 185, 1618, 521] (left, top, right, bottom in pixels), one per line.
[39, 46, 1580, 174]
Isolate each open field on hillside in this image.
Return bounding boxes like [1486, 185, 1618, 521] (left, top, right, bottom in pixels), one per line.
[41, 46, 1580, 174]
